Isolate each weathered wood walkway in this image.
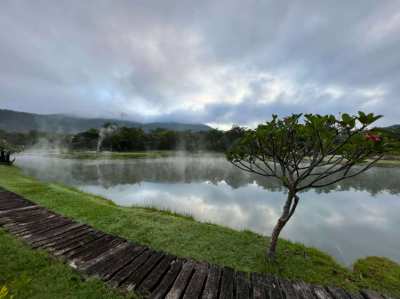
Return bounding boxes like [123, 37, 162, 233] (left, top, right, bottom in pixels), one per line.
[0, 188, 393, 299]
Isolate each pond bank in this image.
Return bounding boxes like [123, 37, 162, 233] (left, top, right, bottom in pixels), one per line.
[0, 165, 399, 298]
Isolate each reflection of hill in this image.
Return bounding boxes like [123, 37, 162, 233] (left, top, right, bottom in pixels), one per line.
[16, 155, 400, 195]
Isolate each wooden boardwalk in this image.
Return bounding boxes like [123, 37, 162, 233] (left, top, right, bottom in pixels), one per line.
[0, 188, 393, 299]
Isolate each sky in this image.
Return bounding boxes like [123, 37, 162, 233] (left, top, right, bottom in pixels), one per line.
[0, 1, 399, 129]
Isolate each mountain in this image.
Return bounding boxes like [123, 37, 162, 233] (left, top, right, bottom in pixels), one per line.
[381, 125, 400, 138]
[0, 109, 211, 133]
[385, 124, 400, 131]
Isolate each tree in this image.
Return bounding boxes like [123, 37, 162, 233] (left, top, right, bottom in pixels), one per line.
[71, 128, 99, 150]
[226, 112, 387, 260]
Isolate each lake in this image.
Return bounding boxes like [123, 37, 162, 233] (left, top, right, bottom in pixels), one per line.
[15, 152, 400, 266]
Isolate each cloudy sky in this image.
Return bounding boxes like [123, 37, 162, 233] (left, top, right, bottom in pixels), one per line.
[0, 1, 399, 128]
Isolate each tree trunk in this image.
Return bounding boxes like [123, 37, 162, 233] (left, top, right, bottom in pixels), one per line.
[267, 191, 299, 260]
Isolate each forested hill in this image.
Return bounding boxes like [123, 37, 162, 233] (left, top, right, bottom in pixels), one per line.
[0, 109, 211, 133]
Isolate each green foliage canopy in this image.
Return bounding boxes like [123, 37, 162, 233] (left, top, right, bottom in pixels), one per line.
[227, 112, 387, 192]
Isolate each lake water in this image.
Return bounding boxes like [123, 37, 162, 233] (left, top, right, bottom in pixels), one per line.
[15, 152, 400, 266]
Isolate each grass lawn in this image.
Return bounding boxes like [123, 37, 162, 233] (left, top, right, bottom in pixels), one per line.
[0, 165, 399, 298]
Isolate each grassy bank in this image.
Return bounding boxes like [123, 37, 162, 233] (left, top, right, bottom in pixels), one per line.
[0, 165, 399, 298]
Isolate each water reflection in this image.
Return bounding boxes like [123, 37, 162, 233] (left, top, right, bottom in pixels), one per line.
[15, 153, 400, 265]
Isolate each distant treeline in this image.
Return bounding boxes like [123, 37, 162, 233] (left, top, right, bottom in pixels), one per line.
[1, 124, 400, 154]
[0, 126, 246, 152]
[0, 129, 70, 151]
[71, 126, 246, 152]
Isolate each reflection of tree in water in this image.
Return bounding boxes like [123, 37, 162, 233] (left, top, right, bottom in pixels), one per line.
[313, 166, 400, 195]
[63, 157, 400, 195]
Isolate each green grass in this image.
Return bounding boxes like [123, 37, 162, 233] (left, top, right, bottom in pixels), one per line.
[0, 229, 138, 299]
[353, 257, 400, 298]
[0, 165, 399, 298]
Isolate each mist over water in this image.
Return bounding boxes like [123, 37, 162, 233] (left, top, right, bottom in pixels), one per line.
[15, 152, 400, 265]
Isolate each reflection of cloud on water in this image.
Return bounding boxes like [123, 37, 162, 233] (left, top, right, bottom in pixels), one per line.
[324, 212, 345, 226]
[80, 182, 281, 233]
[284, 190, 400, 264]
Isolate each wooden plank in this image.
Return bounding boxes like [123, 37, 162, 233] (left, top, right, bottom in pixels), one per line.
[219, 267, 234, 299]
[0, 210, 42, 223]
[50, 232, 101, 255]
[292, 281, 317, 299]
[201, 264, 222, 299]
[235, 271, 250, 299]
[64, 234, 114, 259]
[0, 204, 31, 211]
[31, 225, 91, 248]
[0, 202, 25, 208]
[14, 220, 71, 239]
[165, 260, 195, 299]
[68, 236, 123, 265]
[0, 197, 25, 204]
[24, 223, 85, 244]
[182, 262, 208, 299]
[327, 286, 351, 299]
[360, 290, 385, 299]
[150, 259, 183, 299]
[124, 252, 165, 291]
[0, 203, 27, 210]
[0, 205, 41, 217]
[0, 191, 27, 200]
[313, 286, 334, 299]
[12, 216, 67, 234]
[138, 255, 176, 293]
[1, 211, 53, 227]
[86, 244, 146, 280]
[2, 207, 48, 219]
[74, 237, 124, 264]
[76, 241, 129, 271]
[18, 219, 73, 238]
[1, 199, 33, 207]
[0, 194, 29, 202]
[278, 279, 300, 299]
[1, 196, 35, 206]
[0, 206, 45, 219]
[108, 249, 153, 287]
[251, 272, 267, 299]
[346, 292, 364, 299]
[80, 242, 133, 272]
[0, 195, 24, 201]
[259, 274, 284, 299]
[48, 230, 95, 251]
[53, 231, 105, 256]
[6, 214, 59, 233]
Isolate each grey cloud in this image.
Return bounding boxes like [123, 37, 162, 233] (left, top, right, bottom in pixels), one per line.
[0, 0, 399, 127]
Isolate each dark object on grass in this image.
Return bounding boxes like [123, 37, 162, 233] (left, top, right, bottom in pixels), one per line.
[0, 148, 15, 165]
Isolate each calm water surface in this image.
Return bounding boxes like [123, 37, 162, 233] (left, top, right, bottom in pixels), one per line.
[15, 153, 400, 265]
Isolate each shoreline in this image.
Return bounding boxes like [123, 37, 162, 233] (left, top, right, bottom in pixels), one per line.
[15, 150, 400, 168]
